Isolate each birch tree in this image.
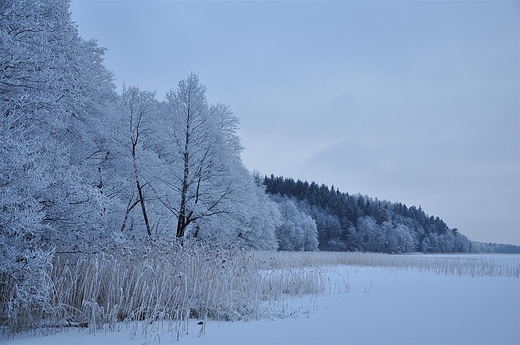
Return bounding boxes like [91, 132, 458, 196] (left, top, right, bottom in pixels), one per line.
[120, 86, 157, 238]
[162, 73, 232, 238]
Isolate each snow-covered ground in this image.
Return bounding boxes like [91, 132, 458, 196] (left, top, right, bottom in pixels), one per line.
[7, 255, 520, 345]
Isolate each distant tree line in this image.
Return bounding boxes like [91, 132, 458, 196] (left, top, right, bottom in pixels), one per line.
[263, 176, 520, 254]
[469, 242, 520, 254]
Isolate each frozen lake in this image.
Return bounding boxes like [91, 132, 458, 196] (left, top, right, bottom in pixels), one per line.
[7, 254, 520, 345]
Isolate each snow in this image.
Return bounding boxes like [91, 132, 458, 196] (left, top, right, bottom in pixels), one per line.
[6, 257, 520, 345]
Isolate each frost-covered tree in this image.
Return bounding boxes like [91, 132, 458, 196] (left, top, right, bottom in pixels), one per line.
[357, 216, 383, 252]
[147, 76, 280, 246]
[237, 181, 281, 250]
[0, 129, 55, 329]
[211, 102, 244, 157]
[1, 0, 107, 240]
[119, 86, 158, 238]
[0, 0, 116, 246]
[270, 196, 319, 251]
[1, 0, 115, 331]
[159, 74, 232, 238]
[201, 170, 280, 250]
[158, 73, 278, 244]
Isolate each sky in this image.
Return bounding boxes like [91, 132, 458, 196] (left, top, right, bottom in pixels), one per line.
[69, 0, 519, 246]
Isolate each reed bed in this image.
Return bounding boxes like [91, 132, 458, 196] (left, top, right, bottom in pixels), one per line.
[3, 241, 265, 336]
[3, 246, 518, 337]
[253, 251, 520, 277]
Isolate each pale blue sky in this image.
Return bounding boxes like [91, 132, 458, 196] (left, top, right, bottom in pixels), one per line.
[70, 0, 519, 245]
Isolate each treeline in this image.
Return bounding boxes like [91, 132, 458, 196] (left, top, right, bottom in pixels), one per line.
[470, 242, 520, 254]
[264, 176, 520, 254]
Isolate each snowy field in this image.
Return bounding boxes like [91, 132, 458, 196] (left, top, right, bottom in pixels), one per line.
[6, 253, 520, 345]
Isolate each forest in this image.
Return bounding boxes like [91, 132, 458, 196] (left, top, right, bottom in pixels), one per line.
[1, 0, 518, 335]
[263, 176, 520, 254]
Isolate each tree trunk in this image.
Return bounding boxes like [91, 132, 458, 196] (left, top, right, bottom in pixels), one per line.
[176, 107, 191, 238]
[132, 141, 152, 238]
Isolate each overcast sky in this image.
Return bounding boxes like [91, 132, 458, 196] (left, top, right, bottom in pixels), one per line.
[70, 0, 519, 246]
